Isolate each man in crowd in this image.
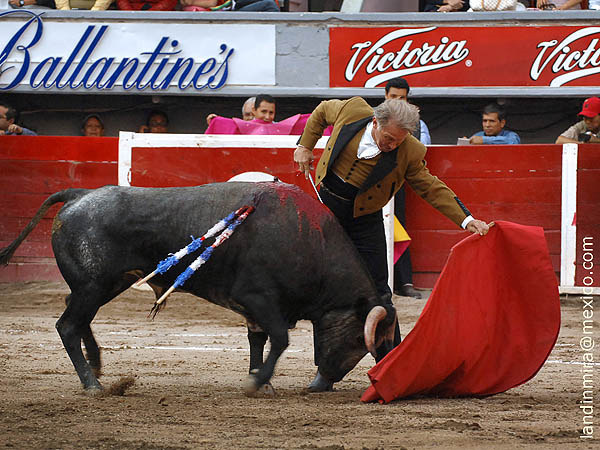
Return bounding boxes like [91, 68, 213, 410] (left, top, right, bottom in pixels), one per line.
[294, 97, 489, 391]
[241, 97, 256, 121]
[556, 97, 600, 144]
[384, 77, 431, 145]
[81, 114, 105, 137]
[0, 102, 37, 136]
[252, 94, 276, 123]
[468, 103, 520, 145]
[139, 110, 169, 134]
[206, 97, 256, 126]
[384, 77, 429, 298]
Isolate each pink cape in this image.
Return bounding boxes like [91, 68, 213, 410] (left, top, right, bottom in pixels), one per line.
[362, 221, 561, 403]
[205, 114, 332, 136]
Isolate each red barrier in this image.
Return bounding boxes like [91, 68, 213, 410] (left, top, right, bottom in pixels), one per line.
[405, 145, 562, 288]
[576, 145, 600, 288]
[0, 136, 119, 281]
[0, 137, 567, 289]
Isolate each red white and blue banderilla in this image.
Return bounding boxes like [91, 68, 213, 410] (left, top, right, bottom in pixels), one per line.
[143, 206, 255, 317]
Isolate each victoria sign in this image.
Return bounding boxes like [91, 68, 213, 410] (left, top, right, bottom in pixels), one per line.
[330, 26, 600, 88]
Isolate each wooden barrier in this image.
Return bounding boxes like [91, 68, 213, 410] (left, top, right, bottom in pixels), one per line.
[2, 136, 597, 292]
[0, 136, 119, 281]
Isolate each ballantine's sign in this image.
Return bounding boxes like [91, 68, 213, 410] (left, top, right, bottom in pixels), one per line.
[330, 26, 600, 88]
[0, 10, 276, 92]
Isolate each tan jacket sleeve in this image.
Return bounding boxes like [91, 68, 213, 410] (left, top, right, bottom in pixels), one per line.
[298, 99, 347, 150]
[55, 0, 70, 9]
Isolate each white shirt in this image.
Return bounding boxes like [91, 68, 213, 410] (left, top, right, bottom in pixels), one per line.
[356, 121, 381, 160]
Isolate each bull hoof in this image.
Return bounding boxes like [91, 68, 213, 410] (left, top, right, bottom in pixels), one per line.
[83, 385, 103, 396]
[306, 372, 334, 393]
[256, 382, 276, 397]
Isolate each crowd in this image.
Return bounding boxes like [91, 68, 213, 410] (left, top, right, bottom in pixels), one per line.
[5, 0, 280, 10]
[3, 92, 599, 145]
[5, 0, 600, 10]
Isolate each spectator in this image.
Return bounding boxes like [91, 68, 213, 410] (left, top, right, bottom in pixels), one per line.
[252, 94, 276, 123]
[468, 103, 520, 145]
[55, 0, 113, 10]
[241, 97, 256, 121]
[422, 0, 469, 11]
[384, 77, 430, 145]
[139, 110, 169, 134]
[180, 0, 279, 10]
[536, 0, 581, 9]
[9, 0, 55, 8]
[0, 102, 37, 136]
[117, 0, 176, 10]
[556, 97, 600, 144]
[384, 77, 428, 299]
[206, 96, 255, 126]
[82, 114, 105, 137]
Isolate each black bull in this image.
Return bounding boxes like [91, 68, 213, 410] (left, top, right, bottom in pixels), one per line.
[0, 182, 396, 393]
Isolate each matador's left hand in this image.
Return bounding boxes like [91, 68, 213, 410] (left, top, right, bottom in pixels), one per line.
[466, 219, 490, 236]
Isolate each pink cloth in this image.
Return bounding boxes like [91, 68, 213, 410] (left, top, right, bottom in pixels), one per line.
[206, 114, 332, 136]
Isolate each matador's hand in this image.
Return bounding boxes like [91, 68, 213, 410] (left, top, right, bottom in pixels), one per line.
[466, 219, 490, 236]
[294, 145, 314, 179]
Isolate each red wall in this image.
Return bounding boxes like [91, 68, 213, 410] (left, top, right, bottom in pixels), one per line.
[0, 136, 119, 281]
[1, 137, 573, 288]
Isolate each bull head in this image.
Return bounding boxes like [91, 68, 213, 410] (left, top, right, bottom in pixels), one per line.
[313, 297, 397, 383]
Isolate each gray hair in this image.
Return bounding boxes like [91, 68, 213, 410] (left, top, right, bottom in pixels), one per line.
[242, 97, 256, 115]
[373, 98, 420, 133]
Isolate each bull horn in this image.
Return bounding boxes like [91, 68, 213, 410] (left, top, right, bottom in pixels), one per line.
[364, 306, 388, 358]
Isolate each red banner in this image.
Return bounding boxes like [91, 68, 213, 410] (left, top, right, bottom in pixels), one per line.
[329, 26, 600, 88]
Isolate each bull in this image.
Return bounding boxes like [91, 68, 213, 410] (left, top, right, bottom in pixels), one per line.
[0, 182, 396, 394]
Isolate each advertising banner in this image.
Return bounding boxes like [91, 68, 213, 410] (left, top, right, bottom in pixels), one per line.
[0, 10, 276, 93]
[330, 26, 600, 88]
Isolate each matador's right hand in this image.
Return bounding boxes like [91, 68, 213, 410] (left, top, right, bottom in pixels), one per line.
[294, 145, 314, 179]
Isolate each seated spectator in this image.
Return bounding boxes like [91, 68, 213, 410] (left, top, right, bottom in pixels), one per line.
[82, 114, 105, 137]
[55, 0, 112, 10]
[9, 0, 55, 9]
[423, 0, 468, 11]
[252, 94, 276, 123]
[180, 0, 279, 10]
[117, 0, 176, 10]
[468, 103, 520, 145]
[556, 97, 600, 144]
[206, 97, 255, 126]
[139, 110, 169, 133]
[0, 102, 37, 136]
[536, 0, 581, 9]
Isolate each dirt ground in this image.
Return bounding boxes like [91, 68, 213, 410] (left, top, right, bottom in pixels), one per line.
[0, 281, 596, 450]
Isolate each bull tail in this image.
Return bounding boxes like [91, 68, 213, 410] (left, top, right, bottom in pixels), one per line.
[0, 188, 89, 265]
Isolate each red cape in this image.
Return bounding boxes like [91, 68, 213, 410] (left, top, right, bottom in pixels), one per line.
[362, 221, 560, 403]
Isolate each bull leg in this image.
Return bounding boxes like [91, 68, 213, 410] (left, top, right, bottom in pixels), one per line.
[66, 294, 102, 378]
[56, 297, 102, 391]
[81, 325, 101, 379]
[57, 275, 137, 391]
[246, 320, 268, 373]
[239, 299, 288, 395]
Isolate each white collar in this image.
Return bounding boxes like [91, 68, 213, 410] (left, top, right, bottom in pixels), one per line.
[357, 121, 381, 160]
